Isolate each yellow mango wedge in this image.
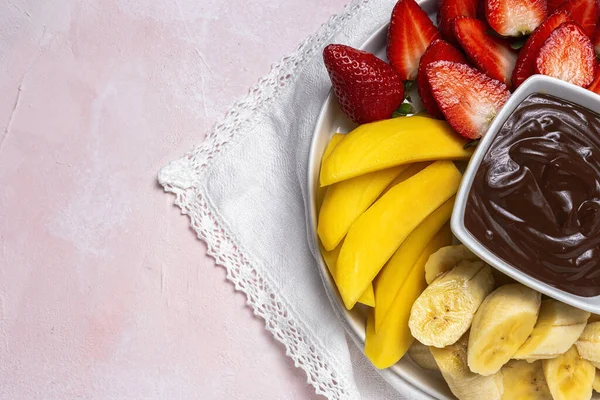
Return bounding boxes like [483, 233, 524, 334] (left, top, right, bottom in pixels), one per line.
[318, 165, 408, 251]
[374, 198, 455, 332]
[379, 162, 430, 198]
[321, 243, 375, 307]
[364, 227, 453, 369]
[320, 116, 472, 186]
[336, 160, 462, 309]
[317, 133, 345, 211]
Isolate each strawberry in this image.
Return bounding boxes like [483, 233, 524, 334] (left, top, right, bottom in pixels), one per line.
[417, 39, 469, 118]
[588, 66, 600, 94]
[593, 25, 600, 54]
[536, 22, 596, 87]
[426, 61, 510, 139]
[511, 10, 571, 88]
[323, 44, 405, 124]
[548, 0, 566, 11]
[485, 0, 547, 36]
[454, 17, 518, 87]
[387, 0, 440, 80]
[436, 0, 479, 44]
[556, 0, 600, 37]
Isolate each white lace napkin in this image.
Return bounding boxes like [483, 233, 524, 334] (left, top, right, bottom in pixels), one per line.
[158, 0, 434, 398]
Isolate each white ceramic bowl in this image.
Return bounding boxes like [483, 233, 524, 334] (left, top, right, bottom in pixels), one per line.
[452, 75, 600, 315]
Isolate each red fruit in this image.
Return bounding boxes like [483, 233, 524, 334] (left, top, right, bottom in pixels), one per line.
[323, 44, 405, 124]
[454, 17, 518, 87]
[417, 39, 469, 118]
[588, 66, 600, 94]
[485, 0, 547, 36]
[556, 0, 600, 37]
[437, 0, 479, 44]
[593, 25, 600, 54]
[536, 22, 596, 87]
[387, 0, 440, 80]
[427, 61, 510, 139]
[548, 0, 566, 11]
[512, 10, 571, 88]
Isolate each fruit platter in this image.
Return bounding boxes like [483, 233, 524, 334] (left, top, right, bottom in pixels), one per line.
[307, 0, 600, 398]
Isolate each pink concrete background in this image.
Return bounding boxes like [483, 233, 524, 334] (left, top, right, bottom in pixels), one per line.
[0, 0, 347, 398]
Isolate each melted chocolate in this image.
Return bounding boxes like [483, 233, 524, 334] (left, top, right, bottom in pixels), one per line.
[465, 93, 600, 297]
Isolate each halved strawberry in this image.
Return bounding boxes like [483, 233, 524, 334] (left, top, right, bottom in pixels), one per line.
[485, 0, 547, 36]
[536, 22, 596, 87]
[437, 0, 479, 44]
[556, 0, 600, 37]
[426, 61, 510, 139]
[454, 17, 518, 87]
[511, 10, 571, 88]
[417, 40, 468, 118]
[323, 44, 405, 124]
[588, 66, 600, 93]
[593, 25, 600, 54]
[548, 0, 566, 12]
[387, 0, 440, 80]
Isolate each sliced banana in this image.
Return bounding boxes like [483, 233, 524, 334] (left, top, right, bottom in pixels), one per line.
[594, 369, 600, 392]
[501, 360, 552, 400]
[589, 314, 600, 323]
[468, 283, 540, 376]
[543, 345, 594, 400]
[408, 341, 439, 371]
[514, 299, 590, 361]
[430, 334, 503, 400]
[409, 260, 494, 348]
[424, 244, 479, 284]
[576, 322, 600, 366]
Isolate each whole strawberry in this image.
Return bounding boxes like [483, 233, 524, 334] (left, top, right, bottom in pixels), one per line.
[323, 44, 404, 124]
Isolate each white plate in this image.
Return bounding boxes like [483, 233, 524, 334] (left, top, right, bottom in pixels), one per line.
[306, 0, 454, 398]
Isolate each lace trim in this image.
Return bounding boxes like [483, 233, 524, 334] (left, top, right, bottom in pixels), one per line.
[159, 1, 374, 398]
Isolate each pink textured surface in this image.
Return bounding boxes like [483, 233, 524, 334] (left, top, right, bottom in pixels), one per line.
[0, 0, 347, 398]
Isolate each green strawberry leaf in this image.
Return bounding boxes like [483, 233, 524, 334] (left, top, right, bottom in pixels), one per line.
[392, 103, 415, 118]
[464, 138, 481, 149]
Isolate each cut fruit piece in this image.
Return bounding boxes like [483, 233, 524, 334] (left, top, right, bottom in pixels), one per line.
[387, 0, 440, 80]
[511, 10, 571, 88]
[556, 0, 600, 37]
[409, 260, 495, 348]
[424, 244, 478, 284]
[374, 202, 453, 332]
[317, 133, 345, 212]
[426, 60, 510, 140]
[501, 360, 552, 400]
[336, 161, 462, 309]
[320, 243, 375, 307]
[364, 228, 451, 369]
[417, 39, 469, 119]
[454, 16, 517, 87]
[430, 334, 504, 400]
[575, 321, 600, 365]
[536, 22, 596, 87]
[318, 165, 407, 251]
[379, 162, 430, 198]
[514, 299, 590, 360]
[319, 115, 472, 186]
[594, 369, 600, 392]
[323, 44, 405, 124]
[437, 0, 479, 43]
[468, 283, 541, 376]
[543, 345, 595, 400]
[408, 341, 439, 370]
[485, 0, 547, 36]
[588, 67, 600, 94]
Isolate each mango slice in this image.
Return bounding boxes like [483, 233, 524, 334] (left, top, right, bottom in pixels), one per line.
[364, 227, 453, 369]
[320, 116, 472, 186]
[318, 165, 408, 251]
[320, 243, 375, 307]
[317, 133, 346, 210]
[336, 160, 462, 309]
[374, 198, 455, 332]
[379, 162, 430, 198]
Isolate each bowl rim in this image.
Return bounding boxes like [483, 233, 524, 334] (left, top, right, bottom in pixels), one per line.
[451, 74, 600, 314]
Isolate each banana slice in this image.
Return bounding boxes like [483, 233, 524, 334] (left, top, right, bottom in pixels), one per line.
[424, 244, 479, 284]
[589, 314, 600, 323]
[430, 334, 503, 400]
[468, 283, 540, 376]
[408, 341, 439, 371]
[409, 261, 494, 348]
[594, 369, 600, 392]
[576, 322, 600, 366]
[514, 299, 590, 361]
[501, 360, 552, 399]
[543, 345, 594, 400]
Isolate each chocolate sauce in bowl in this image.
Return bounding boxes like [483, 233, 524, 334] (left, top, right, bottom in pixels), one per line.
[465, 93, 600, 297]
